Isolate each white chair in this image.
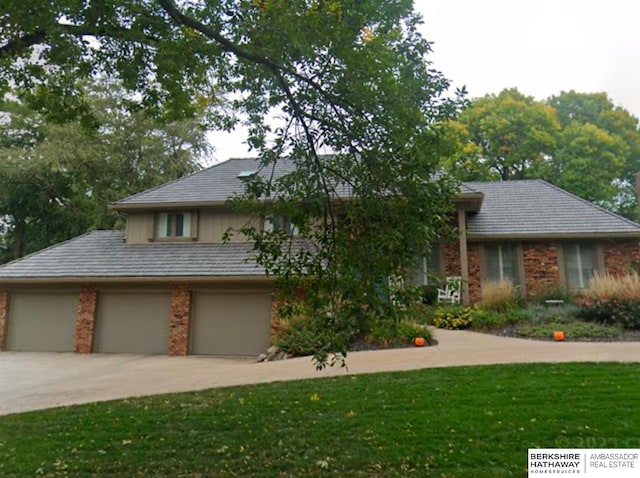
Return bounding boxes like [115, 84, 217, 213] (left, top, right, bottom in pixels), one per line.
[437, 276, 461, 304]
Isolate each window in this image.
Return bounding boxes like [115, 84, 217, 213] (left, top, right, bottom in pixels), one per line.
[411, 244, 441, 286]
[263, 216, 299, 236]
[563, 243, 596, 289]
[484, 243, 518, 283]
[156, 212, 192, 239]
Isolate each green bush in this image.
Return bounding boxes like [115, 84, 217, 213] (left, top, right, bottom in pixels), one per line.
[531, 286, 575, 305]
[470, 307, 525, 330]
[433, 305, 473, 330]
[366, 319, 433, 348]
[273, 314, 333, 357]
[520, 304, 580, 325]
[515, 321, 623, 340]
[577, 298, 640, 330]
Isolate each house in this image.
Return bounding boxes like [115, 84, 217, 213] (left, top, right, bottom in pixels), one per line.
[0, 158, 639, 356]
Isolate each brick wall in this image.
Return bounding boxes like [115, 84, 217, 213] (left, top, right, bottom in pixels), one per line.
[74, 286, 97, 353]
[169, 284, 191, 356]
[603, 240, 640, 275]
[0, 289, 8, 351]
[467, 243, 482, 303]
[444, 240, 461, 276]
[522, 242, 561, 297]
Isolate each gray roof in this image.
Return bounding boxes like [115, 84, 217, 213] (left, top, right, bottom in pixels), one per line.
[464, 179, 640, 238]
[0, 231, 268, 281]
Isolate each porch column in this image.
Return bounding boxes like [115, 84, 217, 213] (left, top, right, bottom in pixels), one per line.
[0, 289, 8, 351]
[458, 209, 470, 305]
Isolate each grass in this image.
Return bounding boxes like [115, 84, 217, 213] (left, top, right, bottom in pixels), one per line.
[1, 363, 640, 477]
[515, 321, 623, 340]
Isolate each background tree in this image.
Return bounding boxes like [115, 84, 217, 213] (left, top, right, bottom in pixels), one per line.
[443, 88, 560, 181]
[444, 88, 640, 217]
[548, 91, 640, 215]
[0, 81, 210, 263]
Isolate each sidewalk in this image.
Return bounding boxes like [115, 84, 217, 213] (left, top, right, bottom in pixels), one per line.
[1, 329, 639, 416]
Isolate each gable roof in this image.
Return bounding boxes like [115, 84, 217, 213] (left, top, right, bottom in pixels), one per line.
[464, 179, 640, 238]
[0, 231, 268, 282]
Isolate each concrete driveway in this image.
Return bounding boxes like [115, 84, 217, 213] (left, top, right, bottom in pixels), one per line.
[2, 329, 640, 416]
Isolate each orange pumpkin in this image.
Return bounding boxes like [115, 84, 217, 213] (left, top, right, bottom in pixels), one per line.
[414, 337, 426, 347]
[553, 331, 565, 341]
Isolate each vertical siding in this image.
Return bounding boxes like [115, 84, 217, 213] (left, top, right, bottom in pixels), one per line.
[125, 213, 154, 244]
[199, 209, 258, 242]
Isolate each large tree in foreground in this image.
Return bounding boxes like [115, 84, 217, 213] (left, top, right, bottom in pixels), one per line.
[1, 1, 461, 364]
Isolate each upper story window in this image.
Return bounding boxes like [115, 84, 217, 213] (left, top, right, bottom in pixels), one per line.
[263, 216, 299, 236]
[156, 212, 192, 239]
[563, 243, 596, 289]
[484, 243, 519, 284]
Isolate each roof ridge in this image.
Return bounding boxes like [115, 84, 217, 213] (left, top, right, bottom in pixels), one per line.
[536, 179, 640, 229]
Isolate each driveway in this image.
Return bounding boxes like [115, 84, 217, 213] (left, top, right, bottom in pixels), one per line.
[2, 329, 640, 416]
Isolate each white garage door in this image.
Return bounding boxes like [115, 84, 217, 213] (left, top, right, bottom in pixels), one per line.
[191, 291, 272, 356]
[94, 291, 171, 354]
[7, 291, 78, 352]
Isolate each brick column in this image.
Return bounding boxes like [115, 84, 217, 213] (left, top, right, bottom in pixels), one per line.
[0, 289, 9, 351]
[169, 284, 191, 356]
[75, 286, 97, 353]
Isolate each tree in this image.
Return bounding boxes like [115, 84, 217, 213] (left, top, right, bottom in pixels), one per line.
[443, 88, 640, 217]
[0, 81, 209, 263]
[1, 1, 461, 365]
[548, 91, 640, 215]
[443, 88, 560, 181]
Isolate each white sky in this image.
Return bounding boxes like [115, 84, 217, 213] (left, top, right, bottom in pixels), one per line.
[208, 0, 640, 163]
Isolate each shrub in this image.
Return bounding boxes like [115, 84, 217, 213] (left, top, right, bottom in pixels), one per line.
[479, 279, 522, 311]
[531, 286, 574, 305]
[515, 321, 623, 340]
[520, 304, 580, 326]
[587, 272, 640, 301]
[272, 313, 330, 357]
[363, 319, 433, 348]
[470, 307, 524, 330]
[577, 272, 640, 330]
[433, 305, 473, 330]
[577, 298, 640, 330]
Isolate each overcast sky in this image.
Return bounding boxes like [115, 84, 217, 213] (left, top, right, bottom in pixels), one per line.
[208, 0, 640, 163]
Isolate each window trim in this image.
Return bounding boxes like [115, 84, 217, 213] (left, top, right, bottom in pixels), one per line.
[153, 211, 198, 241]
[558, 242, 604, 290]
[479, 242, 525, 290]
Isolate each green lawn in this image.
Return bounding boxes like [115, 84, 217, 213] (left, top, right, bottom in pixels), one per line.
[1, 363, 639, 477]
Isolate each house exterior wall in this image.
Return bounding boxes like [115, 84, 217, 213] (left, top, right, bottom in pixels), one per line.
[125, 209, 257, 244]
[603, 240, 640, 276]
[522, 242, 561, 298]
[445, 239, 640, 303]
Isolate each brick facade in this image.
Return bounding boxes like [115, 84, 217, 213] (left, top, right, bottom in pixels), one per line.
[442, 239, 640, 303]
[522, 242, 561, 297]
[0, 289, 8, 351]
[169, 284, 191, 356]
[467, 243, 482, 303]
[74, 286, 97, 353]
[603, 240, 640, 276]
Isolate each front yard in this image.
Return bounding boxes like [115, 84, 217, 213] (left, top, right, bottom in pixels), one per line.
[1, 363, 639, 477]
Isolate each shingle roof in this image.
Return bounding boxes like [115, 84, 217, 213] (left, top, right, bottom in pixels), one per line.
[464, 179, 640, 237]
[0, 231, 268, 280]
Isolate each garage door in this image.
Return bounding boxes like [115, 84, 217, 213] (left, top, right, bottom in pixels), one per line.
[191, 291, 272, 355]
[7, 291, 78, 352]
[94, 291, 171, 354]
